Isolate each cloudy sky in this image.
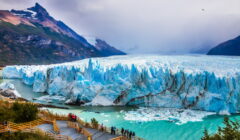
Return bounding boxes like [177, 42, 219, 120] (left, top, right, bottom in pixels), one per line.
[1, 0, 240, 54]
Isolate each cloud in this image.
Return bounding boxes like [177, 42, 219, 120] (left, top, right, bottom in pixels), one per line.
[0, 0, 240, 54]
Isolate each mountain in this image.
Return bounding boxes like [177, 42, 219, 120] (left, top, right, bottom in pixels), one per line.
[94, 39, 126, 56]
[207, 35, 240, 56]
[0, 3, 125, 66]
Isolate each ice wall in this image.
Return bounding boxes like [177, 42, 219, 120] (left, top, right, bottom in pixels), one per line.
[3, 55, 240, 113]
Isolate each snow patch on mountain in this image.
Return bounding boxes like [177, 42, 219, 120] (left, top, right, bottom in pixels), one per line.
[84, 36, 97, 46]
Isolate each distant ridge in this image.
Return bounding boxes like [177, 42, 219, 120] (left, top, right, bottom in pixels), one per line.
[207, 35, 240, 56]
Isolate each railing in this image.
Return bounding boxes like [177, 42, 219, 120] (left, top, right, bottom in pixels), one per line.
[76, 117, 86, 126]
[67, 121, 92, 140]
[0, 124, 7, 133]
[111, 136, 128, 140]
[7, 119, 46, 131]
[39, 110, 69, 121]
[0, 120, 72, 140]
[53, 119, 60, 134]
[0, 119, 45, 133]
[40, 110, 144, 140]
[23, 127, 72, 140]
[39, 110, 94, 140]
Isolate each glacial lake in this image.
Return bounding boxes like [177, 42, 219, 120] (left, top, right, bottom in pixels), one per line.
[1, 77, 240, 140]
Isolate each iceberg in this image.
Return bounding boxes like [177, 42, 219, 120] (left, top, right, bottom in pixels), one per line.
[2, 55, 240, 113]
[0, 82, 21, 98]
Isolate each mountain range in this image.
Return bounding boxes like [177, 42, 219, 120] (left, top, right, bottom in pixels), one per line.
[0, 3, 125, 66]
[207, 35, 240, 56]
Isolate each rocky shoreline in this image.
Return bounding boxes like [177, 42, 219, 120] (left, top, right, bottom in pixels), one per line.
[0, 82, 69, 109]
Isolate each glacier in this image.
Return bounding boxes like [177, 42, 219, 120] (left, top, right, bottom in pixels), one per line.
[2, 55, 240, 113]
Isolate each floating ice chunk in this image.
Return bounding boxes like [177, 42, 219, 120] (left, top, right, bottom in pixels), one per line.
[0, 82, 21, 98]
[36, 95, 66, 103]
[123, 107, 215, 125]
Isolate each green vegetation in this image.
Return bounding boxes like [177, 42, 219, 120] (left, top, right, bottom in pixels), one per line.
[201, 117, 240, 140]
[91, 118, 99, 129]
[0, 102, 38, 123]
[0, 101, 47, 139]
[0, 131, 53, 140]
[0, 21, 98, 66]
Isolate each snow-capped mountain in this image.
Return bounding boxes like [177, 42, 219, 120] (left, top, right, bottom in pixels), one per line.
[0, 3, 125, 66]
[85, 36, 126, 56]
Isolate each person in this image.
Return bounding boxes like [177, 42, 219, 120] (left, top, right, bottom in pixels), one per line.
[113, 127, 116, 135]
[71, 114, 74, 122]
[121, 128, 124, 135]
[73, 114, 76, 121]
[125, 130, 128, 137]
[68, 113, 72, 121]
[3, 121, 7, 126]
[100, 123, 104, 131]
[111, 126, 113, 135]
[129, 131, 132, 139]
[133, 131, 135, 139]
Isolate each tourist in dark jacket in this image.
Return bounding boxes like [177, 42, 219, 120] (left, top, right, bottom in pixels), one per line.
[113, 127, 116, 135]
[121, 128, 124, 135]
[133, 131, 136, 139]
[111, 127, 113, 135]
[126, 130, 129, 138]
[129, 131, 133, 139]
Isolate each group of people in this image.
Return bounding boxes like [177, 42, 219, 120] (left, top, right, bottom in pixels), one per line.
[110, 126, 136, 139]
[121, 128, 135, 139]
[68, 113, 77, 122]
[67, 112, 136, 139]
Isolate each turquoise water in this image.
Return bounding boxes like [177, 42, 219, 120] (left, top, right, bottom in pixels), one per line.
[46, 107, 239, 140]
[2, 78, 240, 140]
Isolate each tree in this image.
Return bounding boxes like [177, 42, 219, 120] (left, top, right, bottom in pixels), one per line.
[201, 117, 240, 140]
[201, 129, 210, 140]
[12, 102, 38, 123]
[91, 118, 99, 129]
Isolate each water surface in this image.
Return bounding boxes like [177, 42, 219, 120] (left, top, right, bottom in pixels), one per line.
[2, 78, 240, 140]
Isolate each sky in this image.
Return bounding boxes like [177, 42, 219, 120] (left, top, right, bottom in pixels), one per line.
[0, 0, 240, 54]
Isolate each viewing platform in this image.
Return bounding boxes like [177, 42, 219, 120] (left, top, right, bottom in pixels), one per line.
[0, 97, 143, 140]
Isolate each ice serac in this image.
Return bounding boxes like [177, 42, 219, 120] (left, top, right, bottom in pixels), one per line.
[3, 55, 240, 113]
